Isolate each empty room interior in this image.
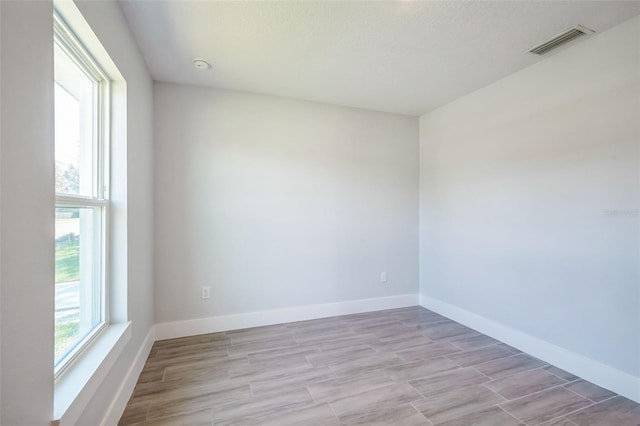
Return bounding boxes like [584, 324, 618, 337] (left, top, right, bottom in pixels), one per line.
[1, 0, 640, 425]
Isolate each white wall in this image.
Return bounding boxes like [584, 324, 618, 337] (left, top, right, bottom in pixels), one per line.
[420, 14, 639, 380]
[154, 83, 418, 323]
[0, 1, 55, 424]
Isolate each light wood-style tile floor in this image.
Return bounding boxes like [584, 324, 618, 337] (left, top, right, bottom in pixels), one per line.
[119, 307, 640, 425]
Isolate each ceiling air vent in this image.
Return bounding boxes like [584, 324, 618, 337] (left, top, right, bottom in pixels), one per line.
[529, 25, 594, 55]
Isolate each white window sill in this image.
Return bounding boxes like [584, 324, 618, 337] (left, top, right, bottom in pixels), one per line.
[53, 322, 132, 426]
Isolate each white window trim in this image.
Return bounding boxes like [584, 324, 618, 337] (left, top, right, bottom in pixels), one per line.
[52, 0, 131, 422]
[54, 11, 111, 378]
[53, 321, 132, 425]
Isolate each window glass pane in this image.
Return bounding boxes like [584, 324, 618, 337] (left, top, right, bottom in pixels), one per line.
[55, 207, 103, 364]
[54, 42, 96, 197]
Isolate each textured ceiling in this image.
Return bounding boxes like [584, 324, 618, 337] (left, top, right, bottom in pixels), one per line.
[119, 1, 640, 115]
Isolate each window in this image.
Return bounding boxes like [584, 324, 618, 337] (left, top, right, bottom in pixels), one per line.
[54, 14, 110, 375]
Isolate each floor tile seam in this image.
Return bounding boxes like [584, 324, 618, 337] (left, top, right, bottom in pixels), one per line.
[131, 382, 241, 408]
[442, 353, 466, 368]
[588, 394, 618, 405]
[303, 351, 317, 367]
[409, 318, 454, 327]
[327, 379, 418, 406]
[561, 383, 609, 405]
[496, 405, 529, 425]
[474, 359, 552, 381]
[531, 413, 579, 426]
[410, 374, 518, 404]
[478, 383, 510, 402]
[326, 399, 343, 422]
[387, 364, 464, 384]
[540, 367, 580, 383]
[160, 366, 168, 382]
[496, 381, 590, 406]
[462, 365, 498, 383]
[407, 382, 502, 407]
[482, 365, 572, 395]
[417, 398, 500, 426]
[206, 407, 215, 426]
[500, 390, 598, 426]
[228, 342, 300, 356]
[448, 340, 502, 352]
[228, 335, 296, 347]
[327, 364, 338, 379]
[330, 393, 427, 425]
[406, 379, 427, 400]
[501, 344, 524, 355]
[211, 388, 317, 424]
[506, 365, 568, 380]
[248, 369, 335, 394]
[140, 399, 152, 423]
[325, 400, 342, 424]
[153, 340, 230, 351]
[529, 400, 597, 426]
[325, 364, 340, 382]
[447, 340, 470, 351]
[408, 402, 434, 425]
[237, 366, 318, 387]
[447, 351, 523, 369]
[247, 382, 316, 398]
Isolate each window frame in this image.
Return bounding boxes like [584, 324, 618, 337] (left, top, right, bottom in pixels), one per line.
[53, 12, 111, 379]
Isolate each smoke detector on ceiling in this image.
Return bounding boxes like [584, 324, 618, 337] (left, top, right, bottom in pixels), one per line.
[193, 58, 211, 70]
[528, 25, 595, 55]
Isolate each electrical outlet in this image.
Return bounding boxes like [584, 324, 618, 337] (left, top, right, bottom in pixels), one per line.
[380, 272, 387, 283]
[201, 286, 210, 299]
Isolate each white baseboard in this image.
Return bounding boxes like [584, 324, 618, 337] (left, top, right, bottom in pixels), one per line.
[155, 293, 419, 340]
[100, 326, 155, 426]
[420, 295, 640, 404]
